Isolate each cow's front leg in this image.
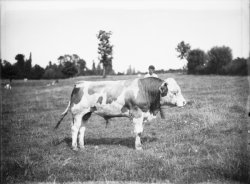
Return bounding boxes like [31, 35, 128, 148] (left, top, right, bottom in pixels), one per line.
[133, 114, 144, 150]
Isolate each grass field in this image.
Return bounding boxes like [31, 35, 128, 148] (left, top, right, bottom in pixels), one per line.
[1, 74, 249, 184]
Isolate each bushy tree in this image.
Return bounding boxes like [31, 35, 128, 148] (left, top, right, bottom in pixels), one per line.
[62, 61, 78, 77]
[187, 49, 207, 74]
[14, 54, 25, 78]
[1, 60, 18, 79]
[30, 65, 45, 79]
[97, 30, 113, 78]
[223, 57, 249, 75]
[77, 59, 86, 76]
[56, 54, 86, 76]
[207, 46, 233, 74]
[43, 61, 65, 79]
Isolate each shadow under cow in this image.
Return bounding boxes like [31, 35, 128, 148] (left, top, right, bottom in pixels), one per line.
[60, 135, 158, 149]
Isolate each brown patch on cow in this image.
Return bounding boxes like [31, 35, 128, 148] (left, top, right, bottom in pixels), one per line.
[106, 95, 117, 104]
[104, 84, 124, 104]
[130, 107, 142, 118]
[122, 78, 163, 115]
[90, 106, 97, 112]
[82, 106, 97, 121]
[121, 106, 129, 113]
[82, 112, 92, 121]
[123, 89, 149, 113]
[160, 83, 168, 97]
[71, 86, 84, 104]
[97, 96, 103, 104]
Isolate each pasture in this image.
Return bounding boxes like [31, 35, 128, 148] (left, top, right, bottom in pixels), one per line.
[1, 74, 249, 183]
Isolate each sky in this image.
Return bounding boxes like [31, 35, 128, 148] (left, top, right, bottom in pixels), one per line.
[1, 0, 249, 73]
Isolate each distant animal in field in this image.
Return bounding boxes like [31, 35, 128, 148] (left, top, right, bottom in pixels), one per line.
[4, 83, 11, 90]
[47, 80, 59, 86]
[55, 77, 186, 151]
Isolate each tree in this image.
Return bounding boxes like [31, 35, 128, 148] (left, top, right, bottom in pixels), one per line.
[96, 62, 102, 75]
[58, 56, 64, 65]
[223, 57, 248, 75]
[126, 65, 132, 75]
[14, 54, 25, 78]
[72, 54, 80, 65]
[1, 60, 17, 79]
[62, 61, 78, 77]
[176, 41, 191, 60]
[97, 30, 113, 78]
[30, 64, 45, 79]
[77, 59, 86, 76]
[92, 60, 97, 75]
[187, 49, 207, 74]
[24, 52, 32, 78]
[207, 46, 233, 74]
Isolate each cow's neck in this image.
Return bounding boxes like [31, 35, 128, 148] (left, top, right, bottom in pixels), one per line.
[137, 78, 163, 114]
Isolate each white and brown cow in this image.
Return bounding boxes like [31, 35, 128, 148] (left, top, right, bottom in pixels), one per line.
[55, 77, 186, 150]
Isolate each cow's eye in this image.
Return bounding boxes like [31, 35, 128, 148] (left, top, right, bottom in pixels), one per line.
[173, 91, 178, 95]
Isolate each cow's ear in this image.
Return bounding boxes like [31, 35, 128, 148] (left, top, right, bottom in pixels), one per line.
[159, 82, 168, 97]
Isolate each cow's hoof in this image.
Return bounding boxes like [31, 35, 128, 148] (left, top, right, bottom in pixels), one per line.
[135, 146, 143, 151]
[72, 147, 79, 151]
[79, 146, 85, 150]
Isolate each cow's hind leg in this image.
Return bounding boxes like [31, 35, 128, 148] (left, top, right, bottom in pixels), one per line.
[78, 112, 92, 150]
[133, 114, 144, 150]
[71, 114, 82, 151]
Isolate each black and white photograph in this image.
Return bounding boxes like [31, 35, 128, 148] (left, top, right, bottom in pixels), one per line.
[1, 0, 249, 183]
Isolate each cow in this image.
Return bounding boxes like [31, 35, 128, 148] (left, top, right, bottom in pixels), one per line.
[4, 83, 11, 90]
[55, 77, 186, 151]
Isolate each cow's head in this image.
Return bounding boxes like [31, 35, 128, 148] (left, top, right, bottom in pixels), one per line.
[159, 78, 186, 107]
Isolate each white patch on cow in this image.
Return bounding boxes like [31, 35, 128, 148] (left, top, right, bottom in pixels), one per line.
[131, 78, 140, 99]
[79, 126, 86, 149]
[133, 115, 143, 134]
[133, 115, 144, 150]
[116, 90, 126, 105]
[143, 111, 157, 122]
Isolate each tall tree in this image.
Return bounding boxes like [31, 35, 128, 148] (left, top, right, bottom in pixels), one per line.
[92, 60, 96, 75]
[127, 65, 132, 75]
[176, 41, 191, 60]
[97, 30, 113, 78]
[24, 52, 32, 78]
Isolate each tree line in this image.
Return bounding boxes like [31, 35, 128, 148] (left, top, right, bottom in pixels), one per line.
[1, 33, 249, 80]
[176, 41, 249, 75]
[0, 53, 107, 80]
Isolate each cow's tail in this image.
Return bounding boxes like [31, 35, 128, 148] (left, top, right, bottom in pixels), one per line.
[54, 101, 70, 129]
